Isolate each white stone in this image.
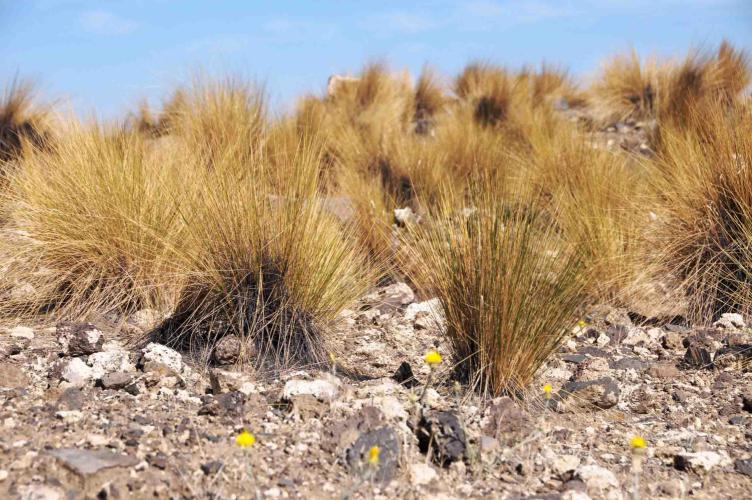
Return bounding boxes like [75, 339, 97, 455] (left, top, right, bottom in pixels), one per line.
[61, 358, 94, 387]
[553, 455, 580, 476]
[88, 350, 135, 380]
[714, 313, 746, 329]
[409, 462, 437, 486]
[562, 492, 592, 500]
[622, 328, 650, 346]
[55, 410, 83, 423]
[8, 326, 34, 339]
[141, 343, 183, 373]
[677, 451, 731, 473]
[0, 469, 7, 481]
[576, 464, 619, 492]
[282, 379, 339, 402]
[596, 333, 610, 347]
[86, 434, 109, 447]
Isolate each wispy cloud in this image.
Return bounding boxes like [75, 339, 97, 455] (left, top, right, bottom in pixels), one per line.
[80, 10, 137, 35]
[187, 35, 250, 55]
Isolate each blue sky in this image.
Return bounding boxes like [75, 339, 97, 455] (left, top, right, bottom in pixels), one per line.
[2, 0, 750, 119]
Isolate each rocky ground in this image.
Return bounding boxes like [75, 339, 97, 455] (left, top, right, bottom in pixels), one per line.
[1, 282, 751, 499]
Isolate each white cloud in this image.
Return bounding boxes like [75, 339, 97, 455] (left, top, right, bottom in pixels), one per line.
[187, 35, 250, 55]
[80, 10, 137, 35]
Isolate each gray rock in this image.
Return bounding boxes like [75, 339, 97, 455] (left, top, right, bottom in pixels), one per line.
[100, 372, 133, 390]
[201, 460, 224, 476]
[735, 458, 752, 477]
[346, 426, 401, 485]
[57, 387, 85, 411]
[48, 448, 138, 477]
[559, 377, 620, 410]
[198, 391, 246, 417]
[57, 323, 103, 356]
[575, 464, 619, 492]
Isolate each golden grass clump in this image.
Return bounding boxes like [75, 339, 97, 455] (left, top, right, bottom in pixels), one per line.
[454, 63, 512, 127]
[400, 179, 586, 395]
[0, 123, 189, 320]
[154, 77, 266, 168]
[1, 77, 49, 165]
[590, 41, 751, 128]
[651, 104, 752, 323]
[521, 127, 651, 304]
[157, 132, 377, 369]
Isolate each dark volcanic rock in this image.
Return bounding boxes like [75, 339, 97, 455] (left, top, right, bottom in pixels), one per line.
[57, 322, 104, 356]
[683, 344, 713, 369]
[198, 391, 246, 417]
[416, 410, 467, 467]
[735, 459, 752, 477]
[346, 426, 401, 485]
[201, 460, 224, 476]
[392, 361, 419, 388]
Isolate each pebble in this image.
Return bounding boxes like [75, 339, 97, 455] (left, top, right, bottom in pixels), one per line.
[8, 326, 34, 340]
[409, 462, 437, 486]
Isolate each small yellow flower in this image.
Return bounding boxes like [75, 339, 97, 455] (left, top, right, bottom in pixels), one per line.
[236, 430, 256, 448]
[368, 446, 380, 465]
[329, 352, 336, 363]
[424, 350, 442, 366]
[629, 435, 646, 449]
[543, 383, 553, 394]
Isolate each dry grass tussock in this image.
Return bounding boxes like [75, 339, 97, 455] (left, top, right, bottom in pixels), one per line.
[589, 41, 751, 130]
[651, 104, 752, 323]
[0, 123, 190, 320]
[399, 178, 587, 396]
[156, 131, 376, 370]
[0, 77, 50, 167]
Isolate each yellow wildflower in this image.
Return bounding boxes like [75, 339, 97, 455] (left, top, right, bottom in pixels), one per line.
[236, 430, 256, 448]
[424, 350, 442, 366]
[629, 435, 646, 449]
[577, 319, 587, 328]
[543, 383, 553, 394]
[368, 446, 380, 465]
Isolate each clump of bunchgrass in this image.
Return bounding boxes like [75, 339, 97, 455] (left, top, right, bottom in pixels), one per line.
[156, 132, 377, 370]
[651, 103, 752, 322]
[0, 122, 189, 320]
[1, 77, 50, 165]
[400, 179, 587, 395]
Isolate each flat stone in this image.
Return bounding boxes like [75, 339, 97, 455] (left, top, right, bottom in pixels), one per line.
[100, 372, 133, 390]
[48, 448, 138, 477]
[559, 377, 620, 410]
[673, 451, 730, 473]
[646, 363, 680, 379]
[8, 326, 34, 340]
[88, 350, 135, 380]
[282, 378, 338, 402]
[553, 455, 580, 477]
